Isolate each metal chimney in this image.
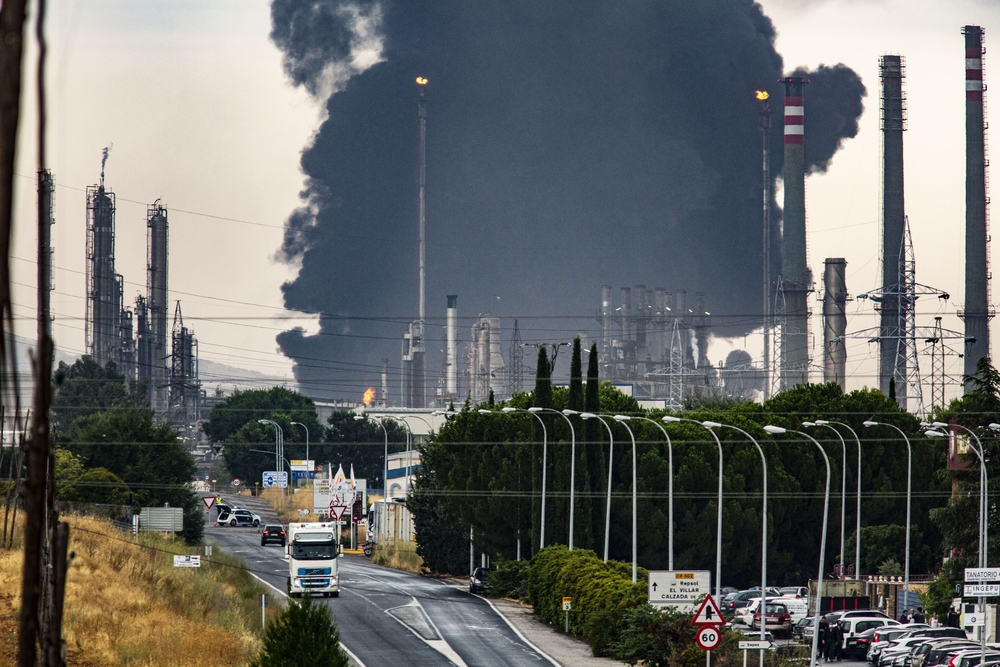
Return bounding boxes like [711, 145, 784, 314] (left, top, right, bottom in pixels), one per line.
[147, 201, 169, 413]
[822, 258, 848, 389]
[779, 77, 811, 389]
[879, 55, 907, 401]
[446, 295, 458, 396]
[962, 26, 992, 384]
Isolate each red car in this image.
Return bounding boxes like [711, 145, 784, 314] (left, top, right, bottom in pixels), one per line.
[753, 603, 793, 635]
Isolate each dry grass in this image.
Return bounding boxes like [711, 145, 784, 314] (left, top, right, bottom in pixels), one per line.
[372, 539, 423, 573]
[0, 515, 272, 666]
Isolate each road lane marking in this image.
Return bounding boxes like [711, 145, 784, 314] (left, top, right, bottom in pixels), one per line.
[385, 598, 469, 667]
[473, 594, 561, 667]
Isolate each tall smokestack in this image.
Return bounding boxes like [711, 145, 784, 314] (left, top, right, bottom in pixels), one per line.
[85, 176, 121, 367]
[757, 90, 772, 399]
[963, 26, 991, 385]
[147, 201, 169, 413]
[822, 258, 848, 389]
[601, 284, 612, 373]
[409, 76, 429, 407]
[446, 295, 458, 396]
[780, 77, 811, 389]
[381, 358, 389, 406]
[879, 56, 907, 404]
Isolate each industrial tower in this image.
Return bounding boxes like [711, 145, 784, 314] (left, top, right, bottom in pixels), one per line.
[147, 202, 169, 412]
[757, 90, 772, 399]
[962, 26, 993, 384]
[169, 301, 201, 433]
[85, 150, 126, 369]
[402, 76, 428, 407]
[779, 77, 812, 389]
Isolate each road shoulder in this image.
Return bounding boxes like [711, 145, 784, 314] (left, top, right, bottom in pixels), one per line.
[484, 597, 622, 666]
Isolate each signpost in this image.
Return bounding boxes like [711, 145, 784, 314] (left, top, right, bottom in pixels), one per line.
[562, 597, 572, 632]
[202, 496, 215, 514]
[329, 504, 348, 521]
[262, 471, 288, 489]
[739, 641, 773, 650]
[692, 595, 725, 665]
[964, 567, 997, 666]
[964, 584, 1000, 597]
[173, 555, 201, 568]
[314, 478, 332, 516]
[964, 568, 1000, 582]
[648, 570, 712, 612]
[231, 478, 241, 488]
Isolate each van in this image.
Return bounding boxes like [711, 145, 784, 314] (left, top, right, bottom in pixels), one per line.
[741, 596, 808, 625]
[839, 617, 900, 653]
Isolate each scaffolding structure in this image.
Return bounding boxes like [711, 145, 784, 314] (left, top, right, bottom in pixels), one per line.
[169, 302, 201, 434]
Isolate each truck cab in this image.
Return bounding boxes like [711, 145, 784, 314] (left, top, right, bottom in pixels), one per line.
[286, 523, 340, 598]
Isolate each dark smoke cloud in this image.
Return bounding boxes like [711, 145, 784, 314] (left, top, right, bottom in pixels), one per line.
[269, 0, 866, 400]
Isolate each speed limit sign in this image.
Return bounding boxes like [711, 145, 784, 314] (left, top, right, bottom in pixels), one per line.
[696, 626, 721, 650]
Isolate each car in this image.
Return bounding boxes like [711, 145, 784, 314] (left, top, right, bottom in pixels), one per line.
[948, 648, 1000, 667]
[753, 602, 793, 635]
[909, 639, 979, 667]
[220, 508, 260, 527]
[793, 616, 813, 640]
[780, 586, 808, 599]
[840, 610, 892, 620]
[869, 628, 931, 664]
[880, 637, 939, 667]
[725, 590, 765, 619]
[469, 567, 491, 594]
[261, 524, 286, 546]
[742, 596, 808, 625]
[841, 619, 901, 656]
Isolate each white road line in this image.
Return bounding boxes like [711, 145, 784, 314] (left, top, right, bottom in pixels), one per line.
[474, 594, 562, 667]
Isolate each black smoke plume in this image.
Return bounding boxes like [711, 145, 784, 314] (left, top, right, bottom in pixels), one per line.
[270, 0, 866, 400]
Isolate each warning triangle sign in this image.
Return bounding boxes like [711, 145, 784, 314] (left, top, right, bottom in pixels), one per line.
[691, 595, 725, 626]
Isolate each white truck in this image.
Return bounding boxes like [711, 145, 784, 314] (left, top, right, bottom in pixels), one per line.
[286, 522, 340, 598]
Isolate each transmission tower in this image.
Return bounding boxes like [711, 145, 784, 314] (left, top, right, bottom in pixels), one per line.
[507, 319, 524, 395]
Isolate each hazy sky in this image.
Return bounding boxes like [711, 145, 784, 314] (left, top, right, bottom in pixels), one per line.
[8, 0, 1000, 405]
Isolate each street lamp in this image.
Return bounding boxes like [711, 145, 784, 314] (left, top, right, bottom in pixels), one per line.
[529, 407, 580, 550]
[815, 420, 863, 579]
[581, 412, 614, 562]
[630, 416, 675, 570]
[703, 420, 767, 661]
[805, 421, 847, 576]
[612, 415, 639, 583]
[663, 415, 724, 602]
[355, 415, 389, 498]
[764, 424, 830, 667]
[863, 420, 912, 598]
[501, 407, 550, 550]
[258, 419, 283, 499]
[373, 416, 413, 496]
[929, 421, 989, 566]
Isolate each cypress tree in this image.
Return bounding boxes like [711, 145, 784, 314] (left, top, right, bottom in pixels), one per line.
[585, 343, 605, 551]
[568, 337, 592, 548]
[531, 347, 552, 553]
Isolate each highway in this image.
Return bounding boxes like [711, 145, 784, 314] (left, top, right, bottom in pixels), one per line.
[206, 496, 557, 667]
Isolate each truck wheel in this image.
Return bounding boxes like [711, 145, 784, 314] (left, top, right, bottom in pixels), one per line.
[331, 591, 339, 598]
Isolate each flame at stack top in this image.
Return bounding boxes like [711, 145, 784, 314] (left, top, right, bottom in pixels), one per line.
[363, 387, 375, 406]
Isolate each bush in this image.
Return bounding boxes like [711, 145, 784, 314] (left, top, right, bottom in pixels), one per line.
[485, 559, 530, 601]
[251, 597, 349, 667]
[609, 604, 697, 667]
[527, 545, 647, 655]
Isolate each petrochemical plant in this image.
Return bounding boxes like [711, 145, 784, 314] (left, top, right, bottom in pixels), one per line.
[388, 26, 994, 415]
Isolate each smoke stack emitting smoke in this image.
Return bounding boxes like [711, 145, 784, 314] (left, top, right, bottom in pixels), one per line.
[269, 0, 866, 400]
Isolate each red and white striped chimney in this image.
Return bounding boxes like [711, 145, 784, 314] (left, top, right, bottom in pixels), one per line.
[784, 91, 804, 145]
[967, 36, 983, 102]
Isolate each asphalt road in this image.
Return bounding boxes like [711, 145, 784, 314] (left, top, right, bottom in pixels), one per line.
[206, 495, 557, 667]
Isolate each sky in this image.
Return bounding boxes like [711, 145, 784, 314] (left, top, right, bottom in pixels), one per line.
[7, 0, 1000, 407]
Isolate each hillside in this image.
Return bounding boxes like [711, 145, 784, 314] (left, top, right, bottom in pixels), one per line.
[0, 515, 269, 665]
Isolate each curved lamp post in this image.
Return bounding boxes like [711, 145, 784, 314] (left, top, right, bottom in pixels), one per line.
[258, 419, 284, 499]
[501, 407, 550, 550]
[355, 414, 389, 497]
[631, 416, 675, 570]
[804, 421, 847, 576]
[663, 415, 723, 602]
[863, 420, 912, 597]
[529, 407, 580, 549]
[765, 424, 830, 667]
[704, 421, 767, 659]
[929, 421, 989, 566]
[815, 420, 863, 578]
[373, 416, 412, 496]
[612, 415, 639, 583]
[581, 412, 614, 562]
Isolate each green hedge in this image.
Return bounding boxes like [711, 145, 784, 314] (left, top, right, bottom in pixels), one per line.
[527, 545, 647, 654]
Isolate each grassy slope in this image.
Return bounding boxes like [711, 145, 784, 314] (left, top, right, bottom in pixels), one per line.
[0, 515, 272, 666]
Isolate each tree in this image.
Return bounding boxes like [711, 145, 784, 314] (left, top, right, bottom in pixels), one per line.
[568, 337, 591, 549]
[410, 436, 470, 574]
[60, 409, 203, 543]
[585, 343, 604, 552]
[324, 413, 406, 491]
[58, 468, 130, 505]
[51, 356, 146, 434]
[251, 597, 349, 667]
[531, 347, 551, 553]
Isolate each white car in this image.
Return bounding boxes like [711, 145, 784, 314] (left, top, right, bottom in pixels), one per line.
[738, 596, 808, 626]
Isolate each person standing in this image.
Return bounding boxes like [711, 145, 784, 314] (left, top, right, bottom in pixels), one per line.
[947, 608, 960, 628]
[930, 613, 939, 628]
[819, 617, 829, 661]
[914, 608, 926, 624]
[827, 621, 843, 662]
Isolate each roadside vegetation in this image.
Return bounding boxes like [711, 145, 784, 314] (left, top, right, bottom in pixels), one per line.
[0, 515, 271, 666]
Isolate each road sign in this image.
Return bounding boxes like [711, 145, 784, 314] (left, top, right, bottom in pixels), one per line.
[696, 626, 722, 650]
[965, 584, 1000, 597]
[202, 496, 215, 510]
[231, 478, 241, 487]
[329, 504, 348, 520]
[691, 595, 725, 626]
[965, 568, 1000, 582]
[173, 555, 201, 568]
[562, 597, 572, 611]
[262, 471, 288, 488]
[739, 641, 773, 650]
[965, 611, 986, 626]
[649, 570, 712, 612]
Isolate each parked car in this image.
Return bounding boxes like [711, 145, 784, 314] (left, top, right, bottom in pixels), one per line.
[880, 638, 938, 667]
[870, 628, 928, 664]
[752, 602, 793, 635]
[909, 639, 979, 667]
[725, 590, 765, 618]
[742, 596, 808, 626]
[219, 508, 260, 527]
[840, 619, 900, 656]
[839, 610, 892, 620]
[949, 649, 1000, 667]
[260, 524, 286, 546]
[793, 617, 813, 640]
[779, 586, 808, 599]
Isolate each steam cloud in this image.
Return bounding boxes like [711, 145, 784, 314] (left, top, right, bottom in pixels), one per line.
[270, 0, 866, 400]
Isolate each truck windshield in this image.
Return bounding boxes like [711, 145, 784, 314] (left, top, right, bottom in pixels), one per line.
[291, 542, 337, 560]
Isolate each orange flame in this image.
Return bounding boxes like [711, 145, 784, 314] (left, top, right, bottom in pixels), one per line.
[416, 76, 428, 85]
[755, 90, 769, 101]
[363, 388, 375, 406]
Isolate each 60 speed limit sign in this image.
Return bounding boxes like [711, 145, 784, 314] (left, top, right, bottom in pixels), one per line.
[696, 626, 722, 650]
